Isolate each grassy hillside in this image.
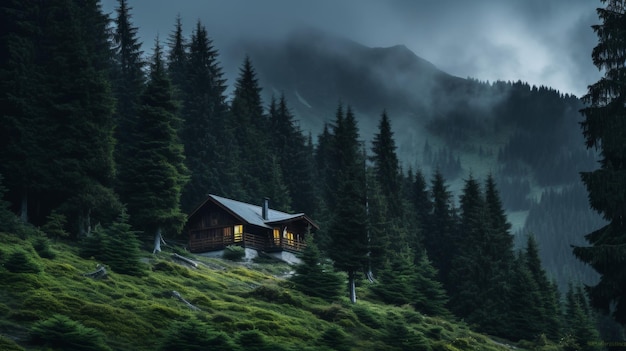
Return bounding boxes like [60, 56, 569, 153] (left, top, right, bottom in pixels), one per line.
[0, 231, 548, 351]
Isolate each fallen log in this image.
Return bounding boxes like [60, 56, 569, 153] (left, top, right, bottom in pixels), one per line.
[171, 253, 198, 268]
[171, 290, 200, 311]
[83, 264, 107, 279]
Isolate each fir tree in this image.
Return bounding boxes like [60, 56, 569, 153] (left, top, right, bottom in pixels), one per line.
[371, 111, 402, 215]
[413, 250, 449, 316]
[366, 174, 392, 276]
[424, 170, 457, 289]
[327, 106, 368, 303]
[524, 235, 562, 339]
[372, 244, 417, 306]
[290, 235, 343, 301]
[508, 252, 546, 341]
[574, 0, 626, 325]
[96, 210, 143, 276]
[0, 1, 44, 224]
[125, 39, 188, 253]
[229, 57, 272, 203]
[448, 175, 486, 318]
[179, 21, 232, 211]
[37, 0, 119, 234]
[268, 94, 317, 215]
[563, 284, 602, 351]
[166, 15, 187, 97]
[112, 0, 145, 213]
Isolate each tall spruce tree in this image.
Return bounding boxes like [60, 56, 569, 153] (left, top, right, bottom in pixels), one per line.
[290, 235, 343, 301]
[371, 111, 402, 215]
[563, 284, 602, 351]
[366, 173, 392, 276]
[125, 39, 188, 253]
[178, 21, 232, 212]
[423, 170, 457, 289]
[413, 250, 449, 316]
[268, 94, 317, 215]
[448, 175, 486, 319]
[37, 0, 119, 235]
[508, 251, 546, 341]
[166, 15, 186, 97]
[574, 0, 626, 325]
[524, 235, 562, 339]
[111, 0, 145, 211]
[0, 0, 43, 223]
[229, 57, 273, 203]
[481, 175, 518, 336]
[327, 106, 368, 303]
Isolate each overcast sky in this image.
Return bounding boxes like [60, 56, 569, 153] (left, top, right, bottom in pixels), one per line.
[102, 0, 603, 97]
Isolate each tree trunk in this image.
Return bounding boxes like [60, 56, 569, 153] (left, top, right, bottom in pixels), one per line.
[20, 190, 28, 223]
[348, 270, 357, 303]
[153, 227, 163, 254]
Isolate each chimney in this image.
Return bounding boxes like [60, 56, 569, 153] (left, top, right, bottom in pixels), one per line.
[262, 197, 269, 220]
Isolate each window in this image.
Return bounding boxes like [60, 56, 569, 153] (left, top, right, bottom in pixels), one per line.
[273, 228, 280, 245]
[234, 225, 243, 242]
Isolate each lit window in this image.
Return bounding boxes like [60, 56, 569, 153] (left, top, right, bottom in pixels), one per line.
[234, 225, 243, 242]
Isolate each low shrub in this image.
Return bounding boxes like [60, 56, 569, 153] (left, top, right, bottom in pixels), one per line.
[246, 284, 302, 306]
[5, 250, 40, 273]
[353, 305, 383, 329]
[319, 326, 351, 351]
[29, 314, 111, 351]
[223, 245, 245, 261]
[0, 335, 25, 351]
[33, 236, 56, 259]
[160, 319, 236, 351]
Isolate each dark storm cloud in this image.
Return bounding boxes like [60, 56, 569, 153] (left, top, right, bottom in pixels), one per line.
[102, 0, 603, 96]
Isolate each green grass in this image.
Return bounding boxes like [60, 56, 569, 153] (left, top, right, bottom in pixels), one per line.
[0, 231, 546, 350]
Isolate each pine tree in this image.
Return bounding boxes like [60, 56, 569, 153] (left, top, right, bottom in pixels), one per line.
[327, 106, 368, 303]
[97, 210, 143, 276]
[125, 39, 188, 253]
[166, 15, 187, 97]
[112, 0, 145, 212]
[525, 235, 562, 339]
[290, 235, 343, 301]
[38, 0, 119, 235]
[508, 251, 546, 341]
[574, 0, 626, 325]
[448, 175, 486, 318]
[229, 57, 272, 203]
[563, 284, 602, 351]
[424, 170, 457, 290]
[366, 174, 392, 276]
[178, 21, 232, 211]
[268, 94, 317, 215]
[410, 169, 431, 236]
[0, 1, 44, 224]
[480, 175, 518, 336]
[371, 111, 402, 215]
[372, 244, 417, 306]
[413, 250, 449, 316]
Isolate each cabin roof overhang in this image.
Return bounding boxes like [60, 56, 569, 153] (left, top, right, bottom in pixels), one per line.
[187, 194, 319, 230]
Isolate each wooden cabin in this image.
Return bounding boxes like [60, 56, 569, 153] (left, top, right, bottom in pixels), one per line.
[185, 195, 318, 253]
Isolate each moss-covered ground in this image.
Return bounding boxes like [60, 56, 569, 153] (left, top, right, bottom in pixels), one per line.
[0, 232, 541, 350]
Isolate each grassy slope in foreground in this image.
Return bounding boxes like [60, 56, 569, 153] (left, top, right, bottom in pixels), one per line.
[0, 232, 519, 351]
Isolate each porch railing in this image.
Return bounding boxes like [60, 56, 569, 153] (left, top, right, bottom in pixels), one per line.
[189, 229, 306, 253]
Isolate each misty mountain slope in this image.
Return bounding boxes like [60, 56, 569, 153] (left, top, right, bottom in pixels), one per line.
[230, 28, 461, 139]
[223, 29, 603, 294]
[232, 29, 593, 190]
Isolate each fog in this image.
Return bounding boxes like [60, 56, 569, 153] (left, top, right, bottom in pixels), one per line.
[102, 0, 602, 97]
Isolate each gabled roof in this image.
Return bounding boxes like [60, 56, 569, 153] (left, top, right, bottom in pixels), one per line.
[189, 194, 319, 229]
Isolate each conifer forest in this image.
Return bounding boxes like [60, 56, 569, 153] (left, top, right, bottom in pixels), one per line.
[0, 0, 625, 350]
